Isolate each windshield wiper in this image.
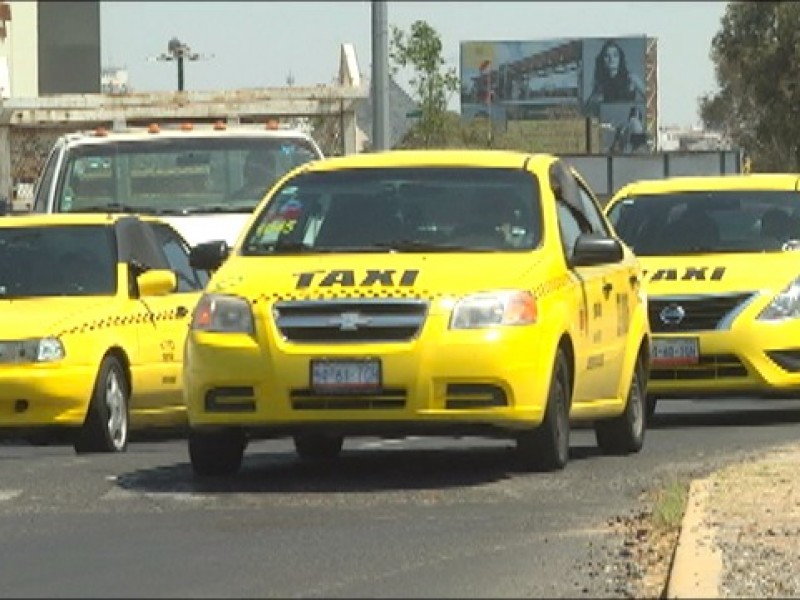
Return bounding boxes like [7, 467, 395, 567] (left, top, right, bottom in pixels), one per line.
[245, 240, 314, 254]
[181, 204, 253, 214]
[74, 203, 155, 214]
[375, 240, 495, 252]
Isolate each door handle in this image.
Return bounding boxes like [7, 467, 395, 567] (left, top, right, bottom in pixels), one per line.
[176, 306, 189, 318]
[602, 282, 613, 298]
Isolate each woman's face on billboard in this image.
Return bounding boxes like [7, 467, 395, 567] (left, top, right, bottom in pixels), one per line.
[603, 45, 621, 75]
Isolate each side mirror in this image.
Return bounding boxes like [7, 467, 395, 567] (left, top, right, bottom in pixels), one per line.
[137, 269, 177, 297]
[571, 233, 624, 267]
[189, 240, 230, 271]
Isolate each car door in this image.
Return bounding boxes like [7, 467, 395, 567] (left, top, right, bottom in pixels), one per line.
[552, 162, 617, 401]
[574, 176, 636, 385]
[148, 221, 209, 389]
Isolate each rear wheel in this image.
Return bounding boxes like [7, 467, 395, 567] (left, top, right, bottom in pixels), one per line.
[516, 348, 571, 472]
[189, 429, 246, 477]
[74, 356, 129, 454]
[293, 433, 344, 460]
[595, 357, 647, 455]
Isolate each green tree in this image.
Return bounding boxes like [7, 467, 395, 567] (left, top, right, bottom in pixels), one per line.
[700, 1, 800, 170]
[389, 20, 459, 148]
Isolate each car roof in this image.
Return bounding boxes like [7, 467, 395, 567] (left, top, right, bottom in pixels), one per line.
[59, 125, 318, 147]
[296, 149, 558, 172]
[0, 212, 169, 229]
[612, 174, 800, 202]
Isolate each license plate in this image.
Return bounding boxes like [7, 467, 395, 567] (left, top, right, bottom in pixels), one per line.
[651, 337, 699, 366]
[310, 359, 381, 393]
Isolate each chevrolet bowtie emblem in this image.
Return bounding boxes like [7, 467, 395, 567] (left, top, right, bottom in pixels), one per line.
[330, 311, 371, 331]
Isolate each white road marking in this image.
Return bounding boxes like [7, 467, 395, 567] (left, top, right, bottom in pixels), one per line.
[0, 489, 22, 502]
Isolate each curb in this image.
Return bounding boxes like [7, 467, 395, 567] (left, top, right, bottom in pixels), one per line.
[664, 478, 723, 599]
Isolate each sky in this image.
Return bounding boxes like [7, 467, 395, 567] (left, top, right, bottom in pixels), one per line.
[99, 1, 729, 128]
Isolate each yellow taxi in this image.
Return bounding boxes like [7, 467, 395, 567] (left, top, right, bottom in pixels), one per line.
[184, 150, 651, 476]
[605, 174, 800, 417]
[0, 213, 208, 453]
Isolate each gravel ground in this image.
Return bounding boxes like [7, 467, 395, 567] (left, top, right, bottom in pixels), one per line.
[573, 440, 800, 599]
[707, 442, 800, 598]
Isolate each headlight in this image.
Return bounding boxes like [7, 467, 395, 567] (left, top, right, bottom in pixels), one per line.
[0, 337, 65, 363]
[450, 290, 537, 329]
[758, 276, 800, 321]
[191, 294, 254, 334]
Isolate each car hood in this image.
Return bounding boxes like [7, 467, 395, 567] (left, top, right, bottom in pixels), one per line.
[209, 252, 546, 303]
[162, 214, 251, 248]
[640, 252, 800, 296]
[0, 297, 111, 338]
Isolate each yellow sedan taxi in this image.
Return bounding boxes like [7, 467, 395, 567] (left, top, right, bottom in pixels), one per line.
[0, 213, 208, 453]
[605, 174, 800, 417]
[184, 150, 651, 477]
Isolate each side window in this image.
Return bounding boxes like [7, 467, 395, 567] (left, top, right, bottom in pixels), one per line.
[576, 179, 611, 236]
[151, 223, 209, 292]
[32, 146, 61, 213]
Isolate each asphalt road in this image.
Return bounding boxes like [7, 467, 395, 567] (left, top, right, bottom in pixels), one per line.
[2, 399, 800, 598]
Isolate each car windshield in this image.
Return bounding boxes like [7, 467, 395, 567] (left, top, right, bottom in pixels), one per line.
[55, 136, 321, 216]
[0, 225, 117, 297]
[606, 190, 800, 256]
[241, 167, 543, 254]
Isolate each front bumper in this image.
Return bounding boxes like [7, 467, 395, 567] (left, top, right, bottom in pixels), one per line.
[648, 320, 800, 398]
[184, 325, 555, 434]
[0, 363, 96, 428]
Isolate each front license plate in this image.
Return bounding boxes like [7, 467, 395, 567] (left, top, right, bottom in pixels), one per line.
[311, 359, 381, 393]
[651, 337, 699, 366]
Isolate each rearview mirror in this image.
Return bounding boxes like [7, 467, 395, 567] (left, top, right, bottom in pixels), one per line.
[190, 240, 230, 271]
[137, 269, 177, 296]
[571, 234, 624, 267]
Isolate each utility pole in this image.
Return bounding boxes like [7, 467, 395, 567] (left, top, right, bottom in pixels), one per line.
[155, 38, 211, 92]
[371, 1, 390, 151]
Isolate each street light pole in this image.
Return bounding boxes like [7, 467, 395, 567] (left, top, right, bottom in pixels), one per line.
[155, 38, 210, 92]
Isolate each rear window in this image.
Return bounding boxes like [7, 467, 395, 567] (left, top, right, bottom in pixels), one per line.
[606, 190, 800, 255]
[241, 167, 543, 254]
[54, 136, 321, 216]
[0, 225, 117, 297]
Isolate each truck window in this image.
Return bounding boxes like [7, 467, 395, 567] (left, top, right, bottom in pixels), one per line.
[54, 136, 321, 216]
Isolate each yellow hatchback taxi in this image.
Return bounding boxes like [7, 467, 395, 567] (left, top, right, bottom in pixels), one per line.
[184, 150, 651, 476]
[606, 174, 800, 417]
[0, 213, 208, 453]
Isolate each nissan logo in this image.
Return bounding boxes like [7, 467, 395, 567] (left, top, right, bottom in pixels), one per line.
[659, 304, 686, 326]
[330, 311, 371, 331]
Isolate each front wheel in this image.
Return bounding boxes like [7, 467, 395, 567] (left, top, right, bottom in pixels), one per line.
[189, 429, 247, 477]
[595, 357, 647, 455]
[516, 348, 571, 472]
[74, 356, 129, 454]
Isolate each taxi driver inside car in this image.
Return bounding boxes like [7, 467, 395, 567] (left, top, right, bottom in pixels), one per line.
[183, 150, 650, 477]
[605, 174, 800, 418]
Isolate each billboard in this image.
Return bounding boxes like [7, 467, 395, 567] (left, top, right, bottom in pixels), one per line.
[460, 36, 654, 153]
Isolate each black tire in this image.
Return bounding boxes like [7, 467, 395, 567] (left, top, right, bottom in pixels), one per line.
[74, 356, 129, 454]
[516, 348, 571, 472]
[293, 433, 344, 460]
[645, 395, 658, 423]
[188, 429, 246, 477]
[595, 357, 647, 455]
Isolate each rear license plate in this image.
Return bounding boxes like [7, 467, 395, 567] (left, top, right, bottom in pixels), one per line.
[651, 337, 699, 366]
[310, 359, 381, 393]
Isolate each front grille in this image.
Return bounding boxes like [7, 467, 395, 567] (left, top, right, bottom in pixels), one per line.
[274, 299, 429, 343]
[648, 293, 754, 333]
[290, 388, 406, 410]
[650, 354, 747, 380]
